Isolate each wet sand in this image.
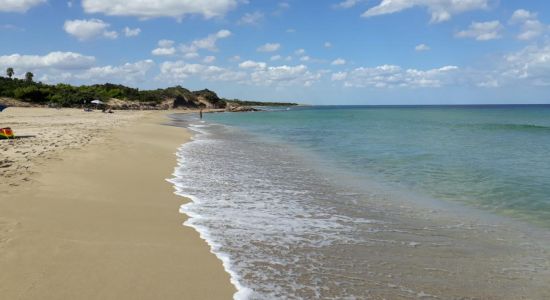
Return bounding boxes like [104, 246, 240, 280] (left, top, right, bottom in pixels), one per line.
[0, 108, 235, 299]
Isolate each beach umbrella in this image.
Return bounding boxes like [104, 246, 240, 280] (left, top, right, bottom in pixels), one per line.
[91, 99, 104, 105]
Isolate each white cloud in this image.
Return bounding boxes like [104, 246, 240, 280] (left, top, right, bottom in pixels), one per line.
[158, 61, 247, 83]
[64, 19, 118, 41]
[299, 56, 310, 62]
[415, 44, 430, 51]
[152, 40, 175, 56]
[238, 11, 264, 25]
[0, 0, 45, 12]
[509, 9, 537, 24]
[239, 60, 267, 70]
[229, 55, 241, 62]
[67, 1, 73, 8]
[362, 0, 490, 23]
[0, 52, 96, 70]
[333, 0, 366, 9]
[331, 58, 346, 65]
[455, 21, 502, 41]
[501, 44, 550, 86]
[152, 48, 176, 56]
[158, 39, 174, 48]
[332, 64, 459, 88]
[250, 64, 321, 87]
[509, 9, 547, 41]
[286, 28, 296, 33]
[76, 60, 155, 83]
[180, 29, 232, 53]
[203, 56, 216, 64]
[331, 72, 347, 81]
[123, 27, 141, 37]
[324, 42, 332, 48]
[294, 48, 306, 55]
[270, 55, 282, 61]
[82, 0, 239, 19]
[184, 52, 200, 59]
[152, 39, 176, 56]
[257, 43, 281, 52]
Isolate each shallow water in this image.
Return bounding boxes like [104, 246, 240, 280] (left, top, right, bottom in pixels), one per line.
[169, 106, 550, 299]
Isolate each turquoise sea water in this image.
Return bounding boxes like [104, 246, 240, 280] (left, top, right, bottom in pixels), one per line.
[206, 105, 550, 226]
[171, 106, 550, 299]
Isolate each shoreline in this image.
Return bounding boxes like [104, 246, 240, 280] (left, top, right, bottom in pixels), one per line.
[0, 108, 235, 299]
[169, 112, 550, 299]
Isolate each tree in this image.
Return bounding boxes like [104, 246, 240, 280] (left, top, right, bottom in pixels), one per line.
[6, 67, 14, 79]
[25, 71, 34, 82]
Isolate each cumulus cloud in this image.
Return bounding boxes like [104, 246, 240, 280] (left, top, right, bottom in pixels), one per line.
[82, 0, 239, 19]
[158, 61, 247, 83]
[362, 0, 489, 23]
[331, 58, 346, 65]
[76, 60, 155, 83]
[0, 0, 45, 12]
[501, 44, 550, 86]
[509, 9, 547, 41]
[257, 43, 281, 52]
[250, 64, 320, 87]
[64, 19, 118, 41]
[239, 60, 267, 70]
[331, 72, 347, 81]
[123, 27, 141, 37]
[333, 0, 366, 9]
[184, 52, 200, 59]
[238, 11, 264, 25]
[0, 52, 96, 71]
[455, 21, 502, 41]
[180, 29, 232, 53]
[415, 44, 430, 51]
[152, 39, 176, 56]
[332, 64, 459, 88]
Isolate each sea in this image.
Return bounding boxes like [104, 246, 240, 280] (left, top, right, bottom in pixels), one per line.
[169, 105, 550, 299]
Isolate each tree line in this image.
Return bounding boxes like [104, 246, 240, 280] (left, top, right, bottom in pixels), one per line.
[2, 67, 298, 108]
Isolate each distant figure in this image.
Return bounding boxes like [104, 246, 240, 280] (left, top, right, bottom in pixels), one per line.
[199, 109, 203, 119]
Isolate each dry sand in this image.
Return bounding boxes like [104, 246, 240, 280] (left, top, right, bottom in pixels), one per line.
[0, 108, 235, 299]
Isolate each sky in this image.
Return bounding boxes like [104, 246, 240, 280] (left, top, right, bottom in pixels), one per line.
[1, 0, 550, 105]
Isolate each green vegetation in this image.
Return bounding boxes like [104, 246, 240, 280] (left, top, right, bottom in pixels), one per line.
[0, 68, 298, 109]
[224, 99, 298, 107]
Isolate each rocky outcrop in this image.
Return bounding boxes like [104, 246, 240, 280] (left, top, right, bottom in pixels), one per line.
[193, 89, 226, 109]
[227, 106, 261, 112]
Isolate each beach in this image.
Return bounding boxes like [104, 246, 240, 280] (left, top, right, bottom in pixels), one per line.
[0, 108, 235, 299]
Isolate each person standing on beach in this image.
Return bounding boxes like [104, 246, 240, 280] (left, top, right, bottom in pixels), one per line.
[200, 109, 203, 119]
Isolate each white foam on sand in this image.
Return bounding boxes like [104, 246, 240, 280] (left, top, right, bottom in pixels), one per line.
[168, 125, 252, 300]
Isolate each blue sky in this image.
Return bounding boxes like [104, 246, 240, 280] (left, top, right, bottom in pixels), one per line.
[1, 0, 550, 104]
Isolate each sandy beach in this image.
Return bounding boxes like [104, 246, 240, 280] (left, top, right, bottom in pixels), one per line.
[0, 108, 235, 299]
